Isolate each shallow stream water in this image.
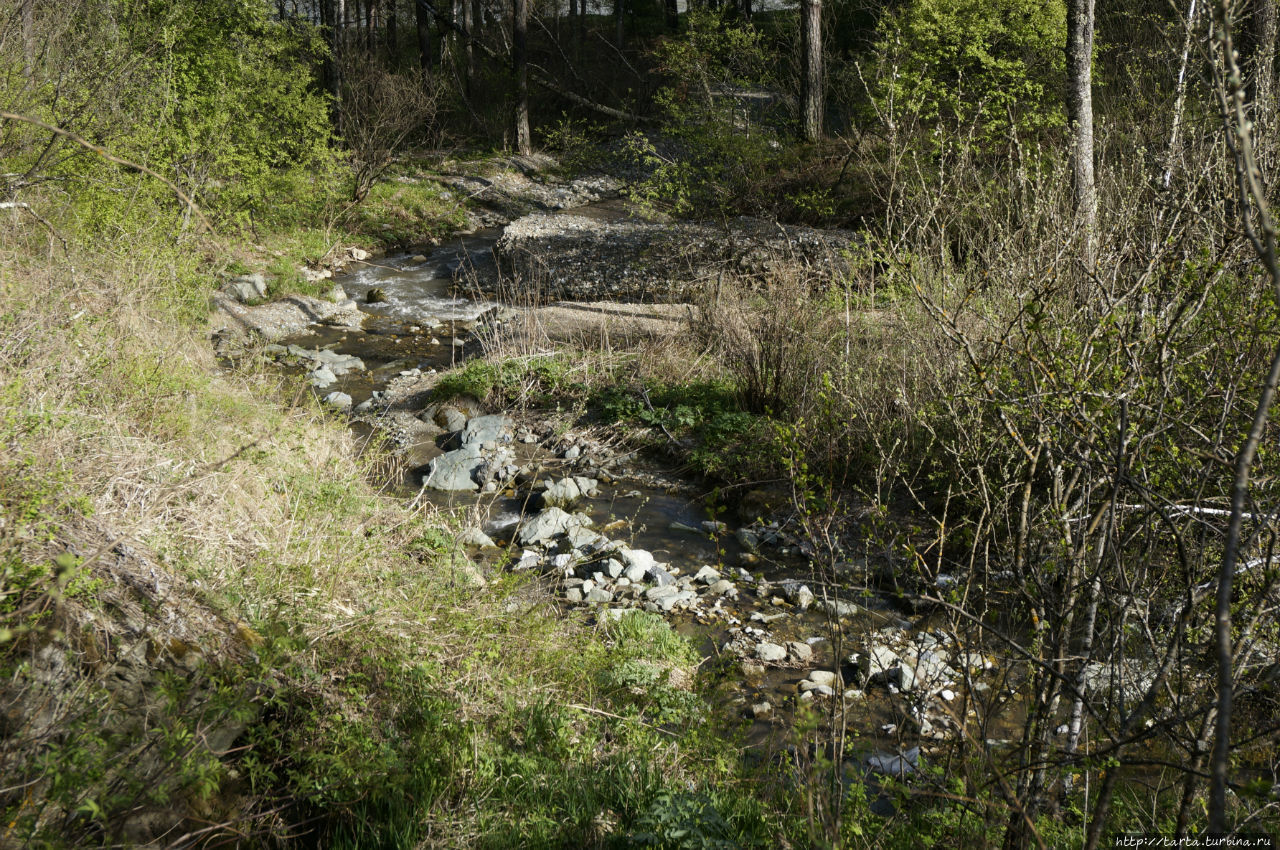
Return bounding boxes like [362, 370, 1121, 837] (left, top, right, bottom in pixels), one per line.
[264, 204, 1021, 778]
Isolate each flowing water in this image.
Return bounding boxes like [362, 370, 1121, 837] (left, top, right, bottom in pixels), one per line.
[264, 205, 1016, 781]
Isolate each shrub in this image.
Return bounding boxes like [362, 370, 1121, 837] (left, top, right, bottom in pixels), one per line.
[873, 0, 1067, 152]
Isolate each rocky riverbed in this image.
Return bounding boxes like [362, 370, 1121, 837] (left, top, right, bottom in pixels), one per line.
[485, 212, 859, 303]
[210, 162, 1175, 787]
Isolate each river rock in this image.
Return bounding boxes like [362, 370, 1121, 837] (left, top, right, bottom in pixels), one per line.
[223, 273, 267, 303]
[516, 506, 586, 545]
[585, 587, 614, 605]
[1082, 660, 1157, 703]
[857, 645, 902, 685]
[310, 366, 337, 388]
[565, 525, 605, 551]
[422, 444, 486, 491]
[323, 391, 352, 409]
[457, 527, 497, 548]
[808, 670, 838, 688]
[786, 641, 813, 662]
[694, 566, 721, 584]
[462, 414, 512, 447]
[865, 747, 920, 778]
[618, 547, 655, 573]
[756, 642, 787, 663]
[542, 476, 599, 508]
[900, 650, 957, 692]
[437, 406, 468, 432]
[647, 564, 676, 587]
[707, 579, 736, 597]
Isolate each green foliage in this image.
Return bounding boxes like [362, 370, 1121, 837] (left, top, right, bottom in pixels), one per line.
[623, 9, 788, 217]
[628, 790, 739, 849]
[874, 0, 1067, 151]
[119, 0, 335, 227]
[433, 356, 580, 407]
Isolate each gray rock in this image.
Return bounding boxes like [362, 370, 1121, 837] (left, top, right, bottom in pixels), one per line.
[566, 587, 583, 604]
[516, 506, 585, 546]
[542, 476, 598, 508]
[1082, 660, 1157, 703]
[756, 642, 787, 663]
[513, 549, 542, 571]
[795, 586, 815, 611]
[787, 641, 814, 662]
[619, 548, 656, 574]
[623, 562, 648, 583]
[310, 366, 337, 388]
[603, 558, 624, 579]
[751, 701, 773, 718]
[565, 525, 604, 551]
[901, 650, 957, 692]
[462, 414, 512, 447]
[423, 444, 485, 491]
[736, 528, 760, 551]
[694, 566, 722, 585]
[586, 587, 614, 605]
[808, 670, 839, 688]
[435, 406, 469, 432]
[707, 579, 736, 596]
[224, 273, 267, 302]
[644, 585, 679, 602]
[562, 444, 581, 459]
[458, 527, 497, 548]
[659, 590, 697, 612]
[865, 748, 920, 778]
[647, 564, 676, 587]
[323, 391, 352, 409]
[857, 645, 902, 685]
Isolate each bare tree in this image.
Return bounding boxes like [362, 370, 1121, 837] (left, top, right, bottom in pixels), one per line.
[514, 0, 531, 154]
[800, 0, 822, 141]
[1066, 0, 1097, 271]
[1209, 0, 1280, 832]
[1253, 0, 1278, 141]
[415, 0, 433, 71]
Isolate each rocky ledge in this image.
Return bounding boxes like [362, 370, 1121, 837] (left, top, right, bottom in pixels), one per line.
[486, 213, 859, 303]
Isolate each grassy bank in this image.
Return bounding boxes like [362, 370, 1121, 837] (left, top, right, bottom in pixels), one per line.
[0, 159, 810, 847]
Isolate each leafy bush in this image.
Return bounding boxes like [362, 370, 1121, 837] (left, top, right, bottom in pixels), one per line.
[623, 9, 788, 217]
[873, 0, 1067, 151]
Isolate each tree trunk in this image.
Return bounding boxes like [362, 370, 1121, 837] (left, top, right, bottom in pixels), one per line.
[323, 0, 344, 128]
[615, 0, 625, 49]
[800, 0, 823, 141]
[388, 0, 399, 64]
[665, 0, 677, 30]
[1254, 0, 1278, 144]
[472, 0, 482, 86]
[416, 0, 433, 71]
[463, 0, 475, 98]
[514, 0, 532, 154]
[21, 0, 34, 78]
[1066, 0, 1097, 272]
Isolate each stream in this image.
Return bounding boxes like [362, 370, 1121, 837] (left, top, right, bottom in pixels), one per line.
[246, 200, 1016, 788]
